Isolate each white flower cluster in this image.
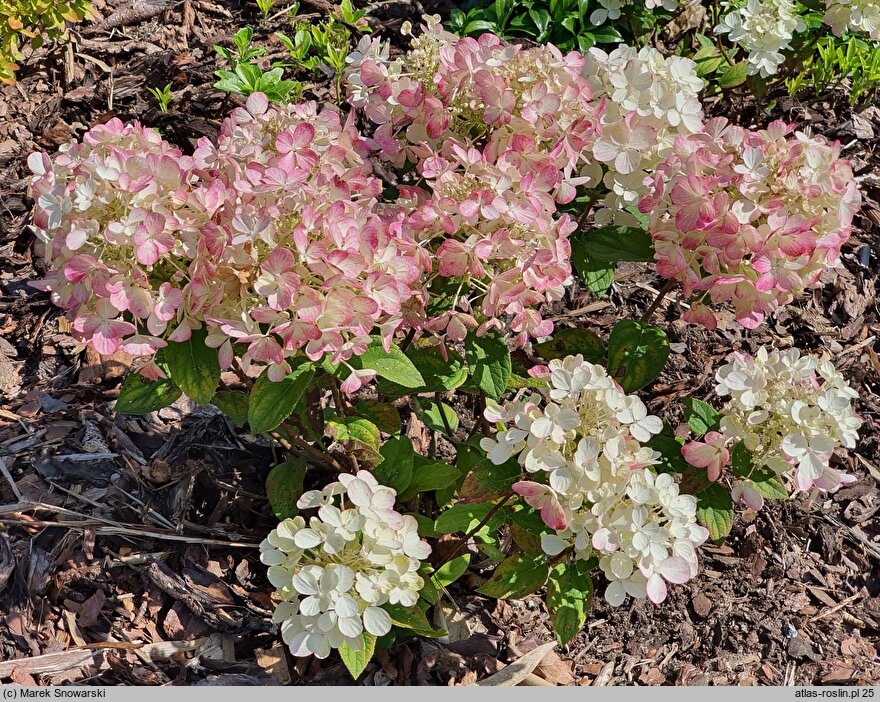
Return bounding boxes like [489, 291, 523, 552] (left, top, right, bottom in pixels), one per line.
[714, 346, 861, 508]
[260, 471, 430, 659]
[480, 355, 708, 606]
[582, 46, 704, 226]
[715, 0, 806, 77]
[590, 0, 679, 26]
[824, 0, 880, 39]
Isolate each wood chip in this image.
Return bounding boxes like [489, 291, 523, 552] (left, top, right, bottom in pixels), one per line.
[475, 641, 557, 686]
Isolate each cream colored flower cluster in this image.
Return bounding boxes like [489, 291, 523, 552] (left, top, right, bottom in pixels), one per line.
[480, 355, 708, 606]
[261, 471, 430, 658]
[714, 347, 861, 506]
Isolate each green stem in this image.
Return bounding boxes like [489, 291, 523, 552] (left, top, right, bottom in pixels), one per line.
[435, 392, 455, 437]
[712, 0, 736, 68]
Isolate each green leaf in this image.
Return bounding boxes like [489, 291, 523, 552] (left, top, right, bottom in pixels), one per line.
[411, 512, 440, 539]
[547, 562, 593, 646]
[116, 372, 181, 415]
[571, 249, 614, 295]
[606, 320, 669, 392]
[683, 398, 721, 437]
[508, 505, 551, 553]
[534, 327, 605, 363]
[434, 502, 507, 534]
[476, 554, 550, 599]
[718, 59, 749, 89]
[433, 554, 471, 588]
[463, 19, 498, 33]
[376, 347, 467, 398]
[529, 7, 551, 37]
[464, 333, 511, 400]
[407, 346, 468, 393]
[384, 603, 446, 638]
[750, 469, 789, 500]
[650, 435, 689, 474]
[399, 458, 462, 500]
[696, 55, 726, 77]
[506, 373, 547, 390]
[212, 390, 249, 427]
[327, 416, 381, 452]
[696, 483, 734, 541]
[571, 225, 655, 263]
[164, 328, 220, 405]
[350, 338, 424, 388]
[374, 436, 415, 494]
[339, 633, 376, 680]
[730, 441, 753, 478]
[421, 401, 459, 436]
[353, 400, 400, 435]
[587, 24, 624, 43]
[266, 458, 307, 520]
[458, 456, 520, 504]
[247, 362, 315, 434]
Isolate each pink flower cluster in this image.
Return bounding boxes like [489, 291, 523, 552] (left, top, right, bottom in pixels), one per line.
[29, 95, 429, 383]
[346, 17, 603, 345]
[28, 119, 196, 358]
[639, 118, 861, 329]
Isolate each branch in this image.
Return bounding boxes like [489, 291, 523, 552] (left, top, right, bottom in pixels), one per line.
[434, 494, 514, 570]
[639, 278, 676, 323]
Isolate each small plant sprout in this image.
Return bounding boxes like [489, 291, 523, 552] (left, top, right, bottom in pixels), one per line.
[213, 26, 301, 102]
[256, 0, 275, 21]
[146, 82, 174, 112]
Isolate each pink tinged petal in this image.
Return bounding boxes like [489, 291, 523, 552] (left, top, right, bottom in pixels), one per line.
[512, 480, 547, 498]
[263, 248, 296, 275]
[592, 527, 617, 552]
[681, 442, 716, 469]
[371, 488, 397, 510]
[246, 92, 269, 115]
[732, 482, 764, 510]
[592, 139, 620, 164]
[657, 556, 692, 584]
[615, 149, 642, 175]
[346, 478, 374, 507]
[27, 152, 50, 176]
[376, 508, 404, 530]
[735, 308, 764, 330]
[646, 573, 668, 604]
[540, 500, 568, 531]
[66, 229, 89, 250]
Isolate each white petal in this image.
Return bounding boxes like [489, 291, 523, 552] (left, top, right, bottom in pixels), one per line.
[604, 580, 627, 607]
[337, 615, 363, 638]
[363, 606, 392, 636]
[293, 528, 322, 549]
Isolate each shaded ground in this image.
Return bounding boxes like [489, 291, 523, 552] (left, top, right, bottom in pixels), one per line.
[0, 0, 878, 686]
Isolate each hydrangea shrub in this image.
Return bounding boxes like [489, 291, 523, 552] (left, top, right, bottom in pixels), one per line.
[27, 17, 865, 678]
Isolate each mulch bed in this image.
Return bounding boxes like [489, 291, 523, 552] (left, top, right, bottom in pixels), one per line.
[0, 0, 878, 686]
